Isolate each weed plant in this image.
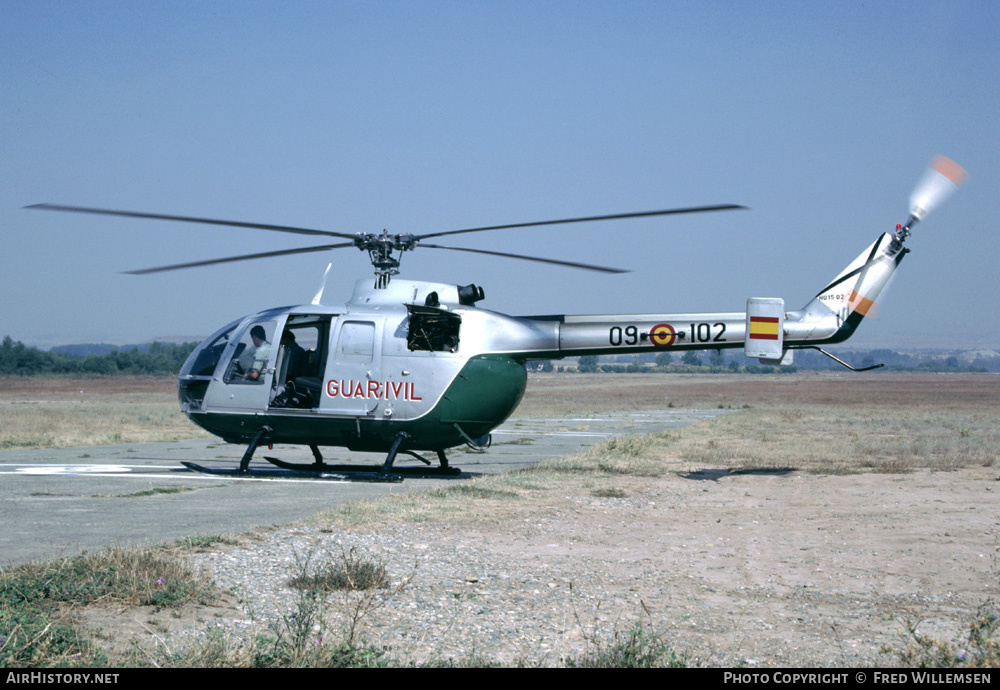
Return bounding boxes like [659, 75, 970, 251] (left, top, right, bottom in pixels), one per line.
[156, 548, 405, 667]
[0, 546, 214, 667]
[885, 605, 1000, 668]
[287, 547, 388, 593]
[564, 624, 687, 668]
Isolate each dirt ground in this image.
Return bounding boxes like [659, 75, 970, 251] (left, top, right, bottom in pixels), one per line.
[19, 372, 1000, 665]
[93, 455, 999, 667]
[398, 464, 1000, 666]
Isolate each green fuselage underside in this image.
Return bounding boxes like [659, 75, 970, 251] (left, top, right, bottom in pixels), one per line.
[185, 354, 527, 452]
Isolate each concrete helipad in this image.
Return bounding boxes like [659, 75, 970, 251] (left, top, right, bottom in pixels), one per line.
[0, 408, 727, 566]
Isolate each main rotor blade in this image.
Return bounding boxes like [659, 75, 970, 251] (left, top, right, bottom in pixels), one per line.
[414, 204, 747, 241]
[418, 243, 629, 273]
[123, 243, 356, 275]
[26, 203, 356, 240]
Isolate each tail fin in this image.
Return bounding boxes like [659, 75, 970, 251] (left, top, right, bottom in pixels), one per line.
[792, 156, 964, 348]
[802, 232, 906, 340]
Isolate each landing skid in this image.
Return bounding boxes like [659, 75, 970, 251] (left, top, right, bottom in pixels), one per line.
[183, 429, 463, 482]
[263, 456, 462, 477]
[181, 461, 403, 483]
[181, 461, 405, 483]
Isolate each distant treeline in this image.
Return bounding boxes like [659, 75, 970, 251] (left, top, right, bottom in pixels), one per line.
[0, 336, 197, 376]
[785, 348, 996, 372]
[1, 335, 997, 377]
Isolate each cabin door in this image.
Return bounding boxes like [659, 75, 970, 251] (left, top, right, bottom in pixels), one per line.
[322, 317, 385, 417]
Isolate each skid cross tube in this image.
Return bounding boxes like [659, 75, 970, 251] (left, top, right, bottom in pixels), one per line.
[379, 431, 411, 477]
[239, 426, 272, 473]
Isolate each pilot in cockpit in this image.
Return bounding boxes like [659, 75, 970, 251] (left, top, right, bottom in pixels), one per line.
[241, 325, 272, 380]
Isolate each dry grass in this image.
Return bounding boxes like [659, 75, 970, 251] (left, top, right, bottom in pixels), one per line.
[521, 370, 999, 414]
[315, 372, 1000, 527]
[522, 371, 1000, 474]
[0, 544, 217, 666]
[0, 376, 209, 448]
[668, 405, 1000, 474]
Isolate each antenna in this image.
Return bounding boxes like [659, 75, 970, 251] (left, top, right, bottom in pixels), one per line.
[312, 263, 333, 305]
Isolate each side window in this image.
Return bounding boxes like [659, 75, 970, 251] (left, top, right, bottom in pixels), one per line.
[223, 320, 277, 384]
[336, 321, 375, 363]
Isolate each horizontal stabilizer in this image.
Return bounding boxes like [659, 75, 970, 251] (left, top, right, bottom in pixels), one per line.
[759, 349, 794, 367]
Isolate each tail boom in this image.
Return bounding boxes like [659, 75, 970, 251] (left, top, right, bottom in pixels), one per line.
[512, 231, 907, 361]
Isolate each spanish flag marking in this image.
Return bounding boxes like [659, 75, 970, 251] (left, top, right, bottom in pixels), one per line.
[748, 316, 780, 340]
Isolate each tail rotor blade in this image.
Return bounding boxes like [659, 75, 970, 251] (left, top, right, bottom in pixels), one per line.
[908, 155, 968, 223]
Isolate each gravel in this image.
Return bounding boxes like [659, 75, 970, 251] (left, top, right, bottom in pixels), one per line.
[181, 467, 1000, 667]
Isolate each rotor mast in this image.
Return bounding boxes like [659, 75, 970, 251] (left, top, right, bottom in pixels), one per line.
[359, 230, 417, 288]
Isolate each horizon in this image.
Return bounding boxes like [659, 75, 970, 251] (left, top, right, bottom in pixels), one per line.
[19, 333, 1000, 357]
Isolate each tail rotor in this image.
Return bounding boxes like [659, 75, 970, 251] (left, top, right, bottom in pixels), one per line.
[897, 155, 968, 242]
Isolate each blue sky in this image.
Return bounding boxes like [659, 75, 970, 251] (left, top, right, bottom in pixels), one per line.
[2, 1, 997, 348]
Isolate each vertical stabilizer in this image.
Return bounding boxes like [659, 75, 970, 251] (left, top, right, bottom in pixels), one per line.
[802, 232, 906, 338]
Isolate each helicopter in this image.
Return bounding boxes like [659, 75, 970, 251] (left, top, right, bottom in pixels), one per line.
[28, 156, 966, 481]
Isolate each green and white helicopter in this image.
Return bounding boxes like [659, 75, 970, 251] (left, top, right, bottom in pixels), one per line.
[29, 156, 966, 480]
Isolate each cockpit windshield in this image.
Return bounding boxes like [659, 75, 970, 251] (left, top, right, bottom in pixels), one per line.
[178, 318, 241, 412]
[179, 318, 241, 378]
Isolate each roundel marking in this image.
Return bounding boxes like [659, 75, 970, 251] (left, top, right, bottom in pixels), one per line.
[650, 323, 676, 347]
